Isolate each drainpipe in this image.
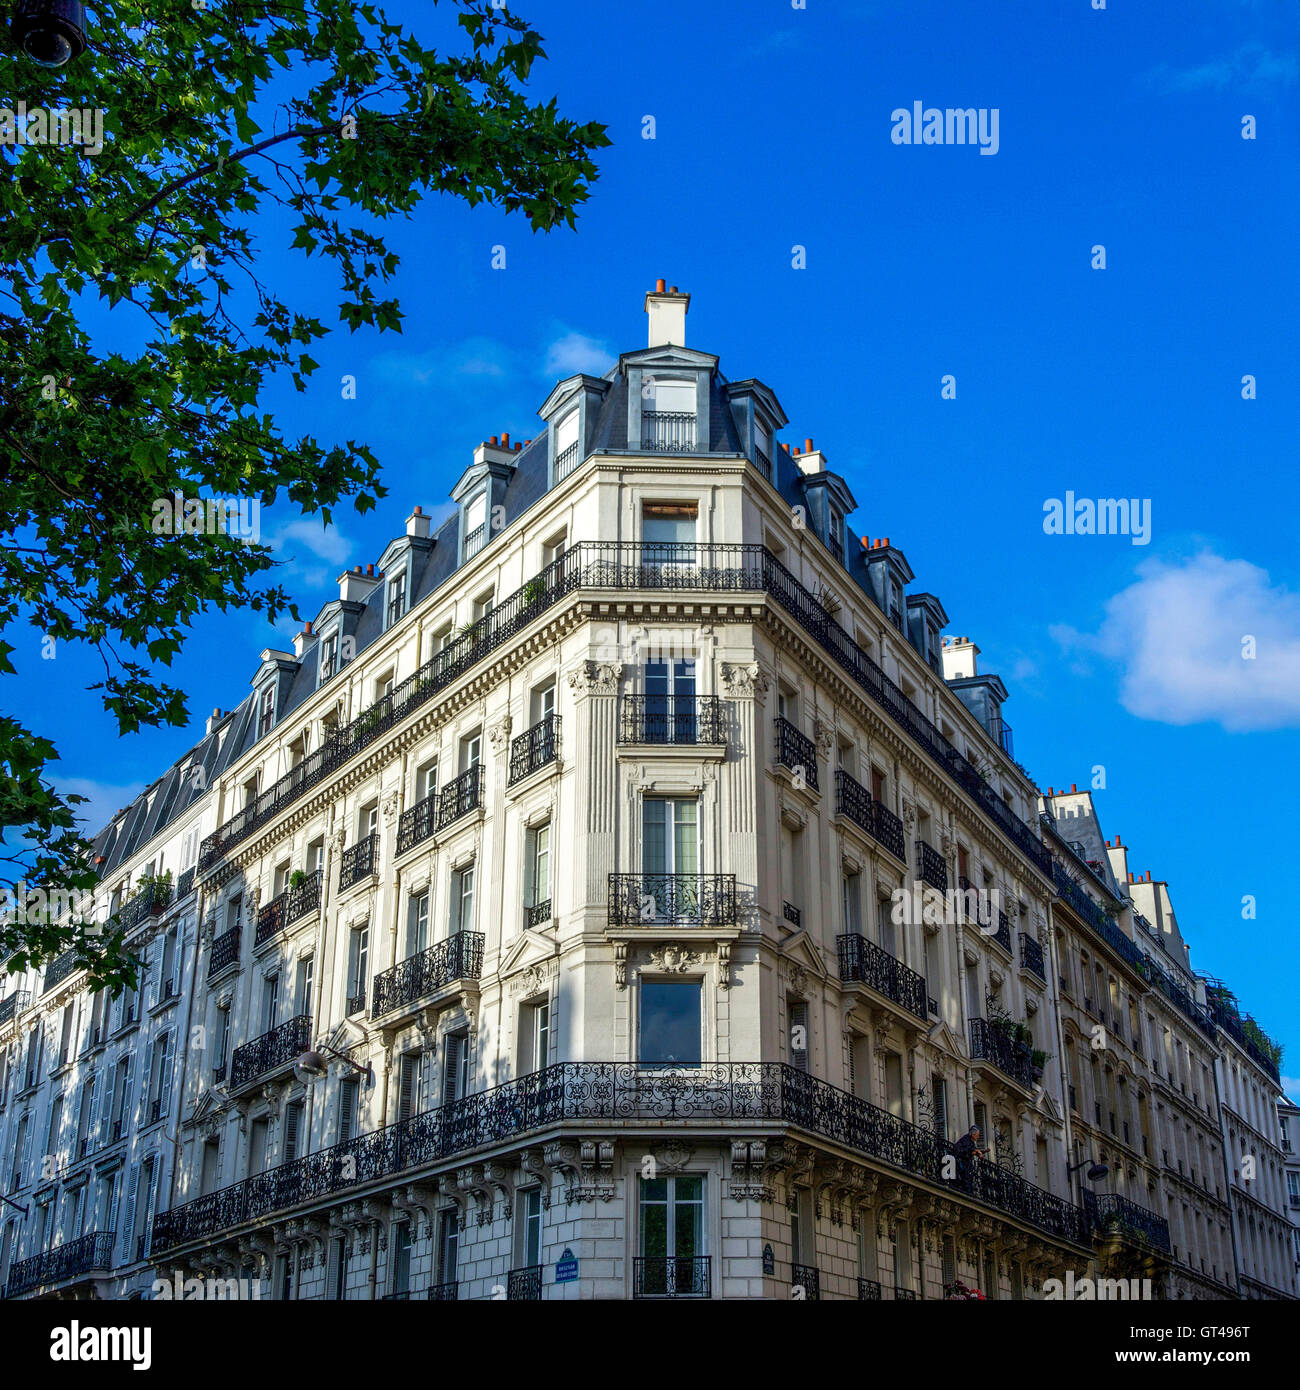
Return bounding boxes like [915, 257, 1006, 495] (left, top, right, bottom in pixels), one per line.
[1212, 1053, 1244, 1295]
[366, 1216, 380, 1300]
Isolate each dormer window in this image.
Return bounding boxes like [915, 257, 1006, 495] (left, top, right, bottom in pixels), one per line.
[554, 410, 580, 480]
[386, 570, 407, 628]
[829, 510, 844, 561]
[464, 494, 487, 558]
[754, 418, 772, 480]
[642, 380, 696, 452]
[258, 684, 276, 737]
[320, 632, 338, 682]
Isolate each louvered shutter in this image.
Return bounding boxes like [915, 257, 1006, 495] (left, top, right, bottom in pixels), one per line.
[398, 1055, 417, 1121]
[158, 1032, 174, 1116]
[284, 1103, 301, 1163]
[443, 1035, 464, 1104]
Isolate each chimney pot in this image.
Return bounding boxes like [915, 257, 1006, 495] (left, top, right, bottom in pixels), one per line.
[514, 441, 521, 451]
[1071, 783, 1077, 793]
[413, 505, 422, 515]
[524, 438, 532, 446]
[655, 278, 666, 293]
[804, 437, 814, 452]
[213, 708, 220, 719]
[669, 285, 678, 294]
[793, 447, 801, 456]
[489, 435, 498, 447]
[366, 564, 374, 577]
[502, 432, 510, 447]
[304, 621, 313, 635]
[883, 537, 890, 547]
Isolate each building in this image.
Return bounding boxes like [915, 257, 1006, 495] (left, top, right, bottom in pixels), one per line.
[1278, 1094, 1300, 1281]
[1, 284, 1292, 1300]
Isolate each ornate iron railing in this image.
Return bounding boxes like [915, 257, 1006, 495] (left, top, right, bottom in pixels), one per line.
[198, 543, 1049, 884]
[1084, 1192, 1171, 1253]
[255, 870, 322, 945]
[1020, 933, 1046, 980]
[1203, 989, 1273, 1070]
[633, 1255, 711, 1298]
[915, 839, 947, 892]
[397, 793, 437, 855]
[464, 524, 486, 558]
[858, 1277, 882, 1300]
[208, 926, 240, 978]
[119, 877, 173, 932]
[507, 1264, 542, 1301]
[229, 1015, 312, 1090]
[992, 910, 1012, 955]
[969, 1018, 1034, 1089]
[554, 440, 580, 479]
[791, 1264, 820, 1300]
[783, 901, 801, 926]
[525, 900, 551, 928]
[429, 1280, 459, 1300]
[608, 874, 738, 927]
[437, 765, 484, 831]
[640, 410, 696, 451]
[775, 717, 819, 791]
[153, 1062, 1090, 1258]
[1052, 862, 1148, 974]
[4, 1230, 116, 1297]
[834, 770, 906, 860]
[347, 989, 366, 1016]
[508, 713, 561, 785]
[619, 695, 725, 746]
[837, 934, 927, 1019]
[339, 834, 378, 891]
[992, 717, 1013, 758]
[371, 933, 485, 1018]
[41, 947, 78, 994]
[894, 1286, 918, 1300]
[0, 989, 30, 1026]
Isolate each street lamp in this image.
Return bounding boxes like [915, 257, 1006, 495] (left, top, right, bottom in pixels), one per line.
[1068, 1157, 1110, 1183]
[10, 0, 86, 68]
[294, 1046, 374, 1088]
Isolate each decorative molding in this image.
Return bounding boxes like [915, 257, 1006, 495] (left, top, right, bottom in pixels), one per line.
[487, 714, 513, 756]
[720, 661, 770, 699]
[566, 660, 621, 696]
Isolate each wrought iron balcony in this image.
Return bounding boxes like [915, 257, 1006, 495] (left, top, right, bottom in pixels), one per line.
[229, 1014, 312, 1090]
[508, 713, 561, 785]
[4, 1230, 116, 1297]
[119, 877, 173, 931]
[525, 900, 551, 928]
[608, 873, 738, 928]
[371, 932, 485, 1018]
[791, 1263, 820, 1300]
[775, 717, 819, 791]
[633, 1255, 711, 1298]
[347, 988, 366, 1016]
[464, 523, 486, 558]
[198, 543, 1050, 886]
[0, 990, 30, 1026]
[429, 1280, 459, 1299]
[619, 695, 725, 746]
[894, 1286, 918, 1300]
[41, 947, 78, 994]
[837, 934, 927, 1020]
[255, 870, 322, 945]
[339, 834, 378, 891]
[858, 1277, 882, 1300]
[991, 716, 1013, 758]
[640, 410, 696, 452]
[969, 1018, 1034, 1089]
[208, 925, 240, 978]
[833, 770, 906, 860]
[555, 440, 581, 479]
[1020, 933, 1046, 980]
[783, 901, 801, 926]
[177, 866, 196, 899]
[397, 792, 437, 855]
[438, 765, 484, 831]
[507, 1264, 542, 1301]
[1084, 1192, 1172, 1254]
[152, 1061, 1091, 1258]
[915, 838, 947, 892]
[992, 911, 1012, 955]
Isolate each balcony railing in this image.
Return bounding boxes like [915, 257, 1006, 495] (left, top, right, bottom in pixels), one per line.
[118, 877, 173, 931]
[525, 901, 551, 928]
[153, 1062, 1090, 1259]
[833, 770, 906, 860]
[1204, 993, 1281, 1084]
[0, 990, 30, 1026]
[608, 874, 738, 928]
[397, 793, 437, 855]
[837, 934, 927, 1020]
[4, 1231, 116, 1297]
[555, 440, 581, 479]
[620, 695, 725, 746]
[1083, 1192, 1172, 1253]
[640, 410, 696, 452]
[464, 524, 486, 558]
[229, 1015, 312, 1090]
[915, 839, 947, 892]
[991, 717, 1013, 758]
[858, 1277, 882, 1300]
[791, 1264, 820, 1300]
[992, 911, 1012, 955]
[429, 1280, 459, 1300]
[208, 925, 240, 978]
[894, 1287, 918, 1300]
[255, 870, 322, 945]
[371, 933, 485, 1018]
[438, 765, 484, 831]
[632, 1255, 711, 1298]
[197, 544, 1050, 886]
[1144, 955, 1216, 1041]
[339, 834, 378, 891]
[783, 901, 801, 926]
[1052, 862, 1152, 978]
[969, 1018, 1034, 1089]
[1020, 933, 1046, 980]
[41, 947, 78, 995]
[507, 1264, 542, 1301]
[508, 713, 561, 785]
[775, 717, 819, 792]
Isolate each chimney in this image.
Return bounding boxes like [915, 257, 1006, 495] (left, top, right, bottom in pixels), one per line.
[406, 504, 431, 540]
[338, 566, 383, 603]
[205, 707, 225, 735]
[793, 436, 827, 476]
[293, 622, 318, 661]
[645, 279, 691, 347]
[940, 635, 980, 681]
[473, 434, 520, 469]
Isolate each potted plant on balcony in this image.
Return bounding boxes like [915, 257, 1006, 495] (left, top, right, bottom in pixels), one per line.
[288, 869, 308, 891]
[943, 1279, 985, 1300]
[1030, 1048, 1051, 1083]
[521, 576, 545, 608]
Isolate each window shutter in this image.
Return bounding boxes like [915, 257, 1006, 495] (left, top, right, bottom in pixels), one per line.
[443, 1036, 464, 1104]
[121, 1179, 138, 1263]
[398, 1055, 417, 1122]
[158, 1033, 174, 1115]
[284, 1103, 301, 1163]
[789, 1001, 809, 1072]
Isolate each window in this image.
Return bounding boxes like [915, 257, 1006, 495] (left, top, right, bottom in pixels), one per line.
[283, 1100, 304, 1164]
[521, 1000, 550, 1074]
[258, 684, 276, 737]
[200, 1139, 220, 1195]
[642, 381, 697, 451]
[516, 1187, 543, 1269]
[320, 632, 339, 681]
[416, 759, 438, 804]
[262, 972, 280, 1032]
[333, 1236, 348, 1301]
[46, 1093, 64, 1163]
[790, 1187, 812, 1265]
[437, 1209, 459, 1287]
[841, 872, 862, 934]
[464, 493, 487, 556]
[160, 927, 178, 1001]
[347, 927, 369, 1012]
[639, 981, 702, 1067]
[933, 1077, 949, 1139]
[554, 410, 580, 478]
[442, 1032, 469, 1104]
[642, 797, 698, 881]
[829, 509, 844, 560]
[77, 1072, 97, 1153]
[391, 1221, 412, 1296]
[644, 658, 697, 743]
[788, 999, 809, 1072]
[215, 1007, 230, 1077]
[407, 891, 430, 957]
[337, 1076, 359, 1144]
[640, 1175, 704, 1294]
[386, 570, 407, 627]
[460, 731, 482, 772]
[360, 801, 379, 840]
[753, 418, 772, 478]
[226, 893, 242, 934]
[397, 1053, 421, 1121]
[883, 1053, 904, 1118]
[296, 955, 314, 1019]
[248, 1116, 269, 1174]
[530, 680, 556, 726]
[641, 501, 697, 563]
[525, 824, 551, 917]
[451, 863, 476, 934]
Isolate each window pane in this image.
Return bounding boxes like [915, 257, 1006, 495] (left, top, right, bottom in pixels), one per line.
[639, 982, 701, 1066]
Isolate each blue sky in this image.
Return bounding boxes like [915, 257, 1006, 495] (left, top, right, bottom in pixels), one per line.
[13, 0, 1299, 1081]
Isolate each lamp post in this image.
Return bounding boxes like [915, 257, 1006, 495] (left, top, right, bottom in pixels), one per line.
[9, 0, 86, 68]
[294, 1045, 374, 1089]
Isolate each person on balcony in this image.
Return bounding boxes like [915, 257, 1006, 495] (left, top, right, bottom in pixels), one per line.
[951, 1124, 986, 1188]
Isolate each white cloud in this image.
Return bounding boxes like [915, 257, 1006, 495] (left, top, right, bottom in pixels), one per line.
[542, 331, 613, 379]
[372, 337, 514, 386]
[1051, 553, 1300, 732]
[1281, 1078, 1300, 1106]
[1147, 41, 1295, 94]
[56, 777, 148, 837]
